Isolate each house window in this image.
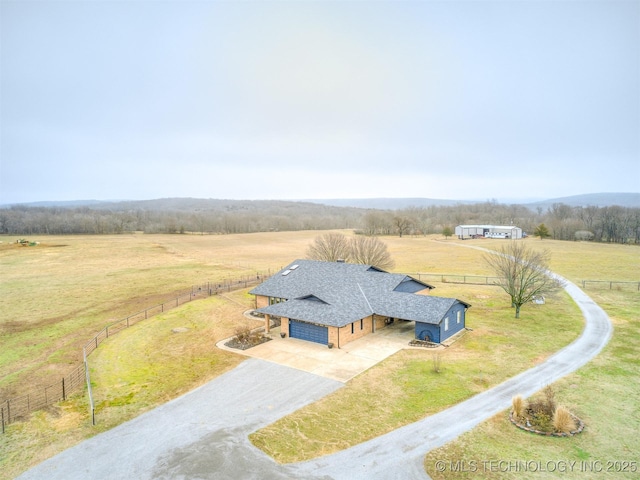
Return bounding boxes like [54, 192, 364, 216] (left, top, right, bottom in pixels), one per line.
[457, 311, 461, 324]
[360, 319, 363, 330]
[445, 317, 449, 331]
[351, 323, 355, 334]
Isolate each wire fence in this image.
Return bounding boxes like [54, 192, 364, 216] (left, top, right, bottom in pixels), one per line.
[580, 280, 640, 291]
[2, 269, 636, 433]
[1, 273, 271, 433]
[412, 273, 640, 292]
[410, 273, 502, 285]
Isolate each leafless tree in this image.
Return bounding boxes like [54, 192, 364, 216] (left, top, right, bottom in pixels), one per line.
[349, 236, 395, 270]
[306, 233, 351, 262]
[393, 215, 412, 237]
[306, 233, 395, 270]
[484, 242, 565, 318]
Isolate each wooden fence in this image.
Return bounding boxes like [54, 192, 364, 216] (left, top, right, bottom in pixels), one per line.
[1, 273, 270, 433]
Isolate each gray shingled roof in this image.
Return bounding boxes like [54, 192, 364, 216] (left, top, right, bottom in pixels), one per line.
[250, 259, 468, 328]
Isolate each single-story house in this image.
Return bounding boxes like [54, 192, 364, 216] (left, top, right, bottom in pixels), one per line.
[249, 259, 470, 348]
[455, 224, 523, 240]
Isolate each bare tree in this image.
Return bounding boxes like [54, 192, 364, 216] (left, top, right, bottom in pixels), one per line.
[484, 242, 565, 318]
[306, 233, 351, 262]
[349, 236, 395, 270]
[306, 233, 395, 270]
[393, 215, 412, 237]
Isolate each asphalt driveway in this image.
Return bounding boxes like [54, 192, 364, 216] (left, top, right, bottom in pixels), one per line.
[16, 360, 342, 480]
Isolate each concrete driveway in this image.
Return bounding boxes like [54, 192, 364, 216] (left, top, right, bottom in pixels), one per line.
[217, 319, 427, 383]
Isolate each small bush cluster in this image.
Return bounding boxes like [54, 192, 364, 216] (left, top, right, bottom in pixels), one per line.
[511, 386, 580, 435]
[225, 325, 271, 350]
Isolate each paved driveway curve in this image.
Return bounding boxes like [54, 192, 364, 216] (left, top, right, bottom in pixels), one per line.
[17, 277, 611, 480]
[289, 277, 612, 479]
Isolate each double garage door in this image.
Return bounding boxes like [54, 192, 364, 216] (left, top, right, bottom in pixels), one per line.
[289, 320, 328, 345]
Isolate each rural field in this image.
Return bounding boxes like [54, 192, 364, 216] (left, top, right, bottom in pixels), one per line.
[1, 231, 638, 479]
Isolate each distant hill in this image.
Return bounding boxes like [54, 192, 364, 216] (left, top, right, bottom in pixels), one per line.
[3, 199, 111, 208]
[525, 193, 640, 210]
[303, 193, 640, 210]
[302, 197, 478, 210]
[2, 193, 638, 211]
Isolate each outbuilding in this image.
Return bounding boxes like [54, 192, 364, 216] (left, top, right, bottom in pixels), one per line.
[455, 224, 523, 240]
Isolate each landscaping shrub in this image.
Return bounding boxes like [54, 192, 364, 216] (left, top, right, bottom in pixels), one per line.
[553, 406, 577, 433]
[512, 395, 525, 421]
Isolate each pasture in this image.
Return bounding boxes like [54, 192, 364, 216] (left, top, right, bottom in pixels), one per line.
[0, 232, 637, 479]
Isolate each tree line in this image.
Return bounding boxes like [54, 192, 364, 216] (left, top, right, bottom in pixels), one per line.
[1, 199, 639, 244]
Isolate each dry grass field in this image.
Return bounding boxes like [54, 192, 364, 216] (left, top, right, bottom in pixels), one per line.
[1, 232, 638, 479]
[0, 231, 320, 399]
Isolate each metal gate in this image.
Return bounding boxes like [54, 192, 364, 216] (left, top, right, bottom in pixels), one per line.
[289, 320, 328, 345]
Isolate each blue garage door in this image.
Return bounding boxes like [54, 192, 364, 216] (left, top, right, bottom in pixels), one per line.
[289, 320, 328, 345]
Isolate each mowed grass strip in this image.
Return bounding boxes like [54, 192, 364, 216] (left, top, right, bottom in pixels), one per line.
[249, 284, 583, 463]
[0, 290, 253, 480]
[423, 289, 640, 479]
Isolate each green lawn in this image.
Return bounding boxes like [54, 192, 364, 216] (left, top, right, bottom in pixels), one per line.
[0, 290, 254, 480]
[249, 284, 583, 463]
[424, 288, 639, 479]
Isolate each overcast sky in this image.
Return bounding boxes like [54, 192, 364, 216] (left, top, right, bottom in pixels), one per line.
[1, 0, 638, 204]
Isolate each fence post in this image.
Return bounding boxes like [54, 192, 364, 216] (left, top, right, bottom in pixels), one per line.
[84, 348, 96, 426]
[1, 405, 5, 433]
[62, 377, 66, 401]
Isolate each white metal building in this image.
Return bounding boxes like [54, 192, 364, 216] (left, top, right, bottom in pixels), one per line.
[455, 225, 523, 239]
